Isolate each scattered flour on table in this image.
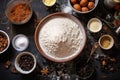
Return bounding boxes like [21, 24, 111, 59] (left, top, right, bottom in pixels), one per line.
[39, 17, 84, 59]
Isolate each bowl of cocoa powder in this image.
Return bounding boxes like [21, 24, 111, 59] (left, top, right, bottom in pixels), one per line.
[5, 0, 33, 25]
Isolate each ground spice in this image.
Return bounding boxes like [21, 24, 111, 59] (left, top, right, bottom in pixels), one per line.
[8, 3, 31, 22]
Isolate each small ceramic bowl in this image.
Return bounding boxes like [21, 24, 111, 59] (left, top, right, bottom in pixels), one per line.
[42, 0, 56, 7]
[15, 52, 36, 74]
[87, 18, 102, 33]
[98, 34, 114, 50]
[5, 0, 33, 25]
[0, 30, 10, 54]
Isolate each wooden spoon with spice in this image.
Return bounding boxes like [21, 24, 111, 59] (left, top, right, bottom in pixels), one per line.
[86, 42, 99, 63]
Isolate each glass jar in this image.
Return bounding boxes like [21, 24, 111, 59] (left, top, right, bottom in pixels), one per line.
[104, 0, 120, 8]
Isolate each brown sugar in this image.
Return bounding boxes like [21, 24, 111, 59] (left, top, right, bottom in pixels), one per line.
[8, 3, 31, 22]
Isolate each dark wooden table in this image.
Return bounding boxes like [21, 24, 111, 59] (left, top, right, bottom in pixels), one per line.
[0, 0, 120, 80]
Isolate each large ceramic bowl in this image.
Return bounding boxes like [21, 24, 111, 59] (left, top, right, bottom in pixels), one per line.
[34, 12, 86, 62]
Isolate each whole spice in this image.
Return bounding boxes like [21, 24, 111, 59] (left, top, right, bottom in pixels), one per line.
[41, 67, 49, 75]
[77, 64, 94, 79]
[18, 54, 34, 71]
[8, 3, 31, 22]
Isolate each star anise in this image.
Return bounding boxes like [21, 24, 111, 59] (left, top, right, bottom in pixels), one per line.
[40, 67, 49, 75]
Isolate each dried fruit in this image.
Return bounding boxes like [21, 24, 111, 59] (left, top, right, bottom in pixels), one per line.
[102, 60, 106, 66]
[11, 67, 18, 74]
[5, 60, 11, 69]
[0, 32, 8, 52]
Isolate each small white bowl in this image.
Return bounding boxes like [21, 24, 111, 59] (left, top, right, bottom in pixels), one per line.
[0, 30, 10, 54]
[15, 52, 36, 74]
[98, 34, 114, 50]
[42, 0, 56, 7]
[87, 18, 102, 33]
[12, 34, 29, 51]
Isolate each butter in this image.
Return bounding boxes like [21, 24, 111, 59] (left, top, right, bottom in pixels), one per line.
[87, 18, 102, 33]
[43, 0, 56, 6]
[89, 20, 101, 32]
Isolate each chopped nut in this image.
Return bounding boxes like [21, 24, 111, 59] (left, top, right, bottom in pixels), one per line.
[110, 58, 116, 62]
[112, 19, 120, 28]
[11, 67, 18, 74]
[40, 67, 49, 75]
[5, 60, 11, 69]
[109, 67, 114, 71]
[102, 60, 107, 66]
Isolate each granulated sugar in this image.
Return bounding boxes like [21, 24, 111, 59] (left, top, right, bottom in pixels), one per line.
[39, 17, 83, 59]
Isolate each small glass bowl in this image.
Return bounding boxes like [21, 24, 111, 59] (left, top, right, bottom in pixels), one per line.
[12, 34, 29, 51]
[5, 0, 33, 25]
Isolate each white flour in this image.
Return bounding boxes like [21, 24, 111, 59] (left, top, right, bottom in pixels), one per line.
[39, 17, 83, 59]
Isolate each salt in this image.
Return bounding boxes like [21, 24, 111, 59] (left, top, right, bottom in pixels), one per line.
[12, 34, 29, 51]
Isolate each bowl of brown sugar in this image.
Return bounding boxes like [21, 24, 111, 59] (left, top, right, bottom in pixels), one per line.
[5, 0, 33, 25]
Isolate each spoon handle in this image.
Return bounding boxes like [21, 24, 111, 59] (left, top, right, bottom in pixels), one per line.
[87, 42, 99, 63]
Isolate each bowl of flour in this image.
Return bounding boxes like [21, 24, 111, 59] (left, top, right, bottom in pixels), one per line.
[34, 12, 86, 62]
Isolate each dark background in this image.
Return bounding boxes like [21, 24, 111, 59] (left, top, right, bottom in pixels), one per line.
[0, 0, 120, 80]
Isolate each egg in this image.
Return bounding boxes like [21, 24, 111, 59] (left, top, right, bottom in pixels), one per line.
[73, 4, 81, 11]
[82, 7, 89, 12]
[71, 0, 77, 4]
[88, 0, 94, 2]
[88, 2, 95, 9]
[80, 0, 88, 7]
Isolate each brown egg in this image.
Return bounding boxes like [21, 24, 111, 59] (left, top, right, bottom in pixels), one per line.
[71, 0, 77, 4]
[73, 4, 81, 11]
[88, 2, 95, 9]
[88, 0, 94, 2]
[82, 7, 89, 12]
[80, 0, 88, 7]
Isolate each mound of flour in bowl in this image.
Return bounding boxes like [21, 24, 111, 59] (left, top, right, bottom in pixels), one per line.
[39, 17, 83, 59]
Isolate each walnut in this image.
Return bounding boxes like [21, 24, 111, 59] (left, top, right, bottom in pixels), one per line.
[5, 60, 11, 69]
